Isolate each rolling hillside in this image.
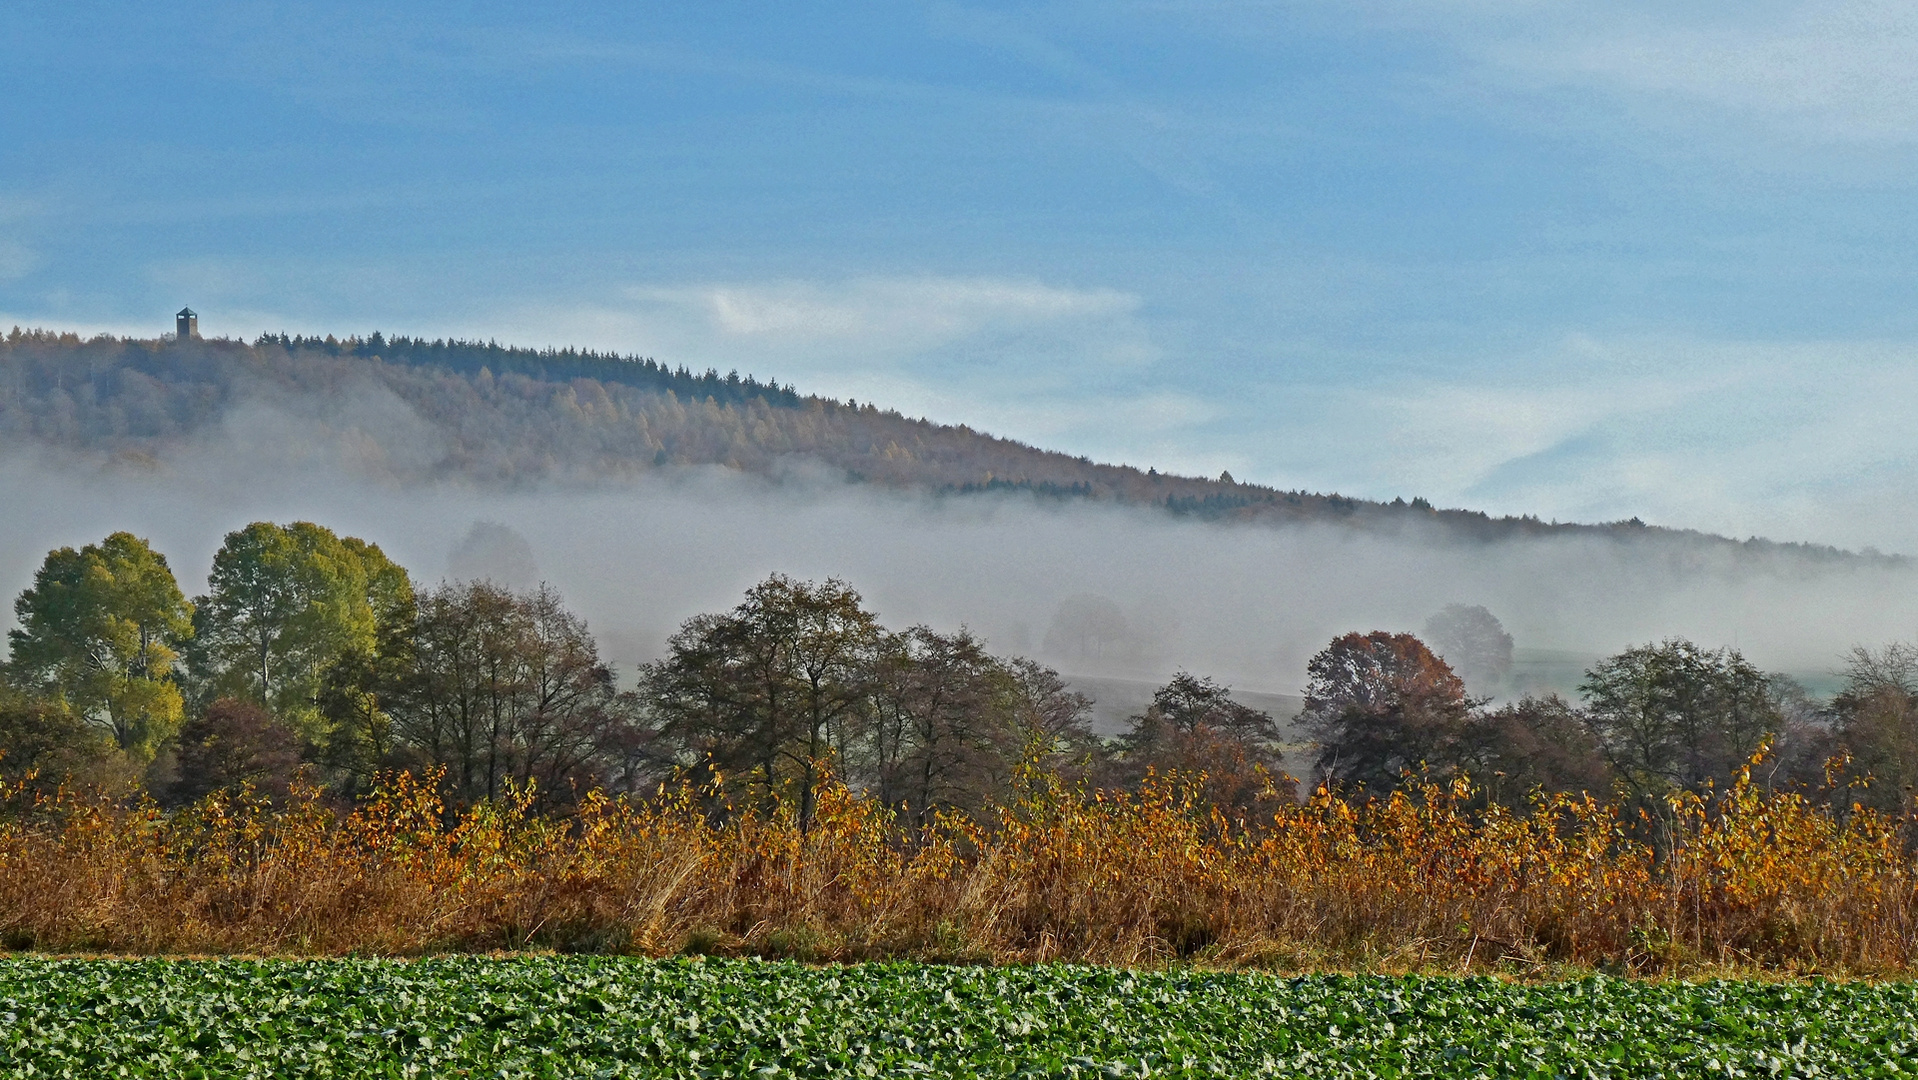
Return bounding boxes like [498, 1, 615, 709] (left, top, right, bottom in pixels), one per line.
[0, 326, 1893, 567]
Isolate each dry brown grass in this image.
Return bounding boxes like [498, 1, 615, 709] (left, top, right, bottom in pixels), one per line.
[2, 762, 1914, 975]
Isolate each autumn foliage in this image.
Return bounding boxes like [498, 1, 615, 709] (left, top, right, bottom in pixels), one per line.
[2, 755, 1914, 976]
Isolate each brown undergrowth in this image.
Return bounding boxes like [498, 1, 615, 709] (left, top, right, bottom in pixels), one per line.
[2, 762, 1914, 976]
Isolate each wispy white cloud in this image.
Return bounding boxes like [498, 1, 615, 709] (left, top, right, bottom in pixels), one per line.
[640, 277, 1142, 358]
[497, 275, 1154, 378]
[1261, 333, 1918, 551]
[0, 192, 51, 285]
[0, 242, 37, 284]
[479, 273, 1209, 466]
[1174, 1, 1918, 156]
[1392, 0, 1918, 146]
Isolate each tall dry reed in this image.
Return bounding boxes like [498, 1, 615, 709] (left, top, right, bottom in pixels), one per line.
[1, 761, 1913, 974]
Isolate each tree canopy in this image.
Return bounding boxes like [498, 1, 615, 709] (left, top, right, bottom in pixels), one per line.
[1303, 631, 1471, 793]
[1423, 604, 1514, 695]
[7, 532, 193, 758]
[645, 575, 883, 829]
[10, 518, 1918, 834]
[1112, 672, 1291, 811]
[1580, 638, 1778, 798]
[190, 521, 412, 740]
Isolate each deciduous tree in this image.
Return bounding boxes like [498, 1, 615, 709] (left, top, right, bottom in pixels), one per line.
[1423, 604, 1514, 695]
[190, 521, 411, 740]
[169, 698, 304, 805]
[1003, 657, 1099, 781]
[869, 626, 1023, 825]
[1579, 638, 1778, 797]
[0, 685, 125, 790]
[645, 575, 881, 828]
[1113, 671, 1292, 811]
[7, 532, 193, 758]
[1303, 631, 1470, 793]
[387, 580, 644, 807]
[1825, 643, 1918, 812]
[1452, 694, 1612, 805]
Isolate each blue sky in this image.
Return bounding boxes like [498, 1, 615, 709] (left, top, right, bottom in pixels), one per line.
[7, 1, 1918, 551]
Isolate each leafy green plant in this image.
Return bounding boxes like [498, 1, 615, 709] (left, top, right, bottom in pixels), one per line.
[3, 957, 1915, 1078]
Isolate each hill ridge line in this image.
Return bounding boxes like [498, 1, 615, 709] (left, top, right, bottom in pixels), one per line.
[1, 325, 1899, 566]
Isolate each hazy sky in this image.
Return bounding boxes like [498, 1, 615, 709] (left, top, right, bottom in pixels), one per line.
[7, 1, 1918, 551]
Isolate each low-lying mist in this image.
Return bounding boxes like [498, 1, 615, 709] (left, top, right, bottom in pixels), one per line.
[4, 422, 1912, 709]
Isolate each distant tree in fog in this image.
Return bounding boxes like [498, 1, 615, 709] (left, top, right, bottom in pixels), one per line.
[1758, 675, 1836, 795]
[1303, 631, 1471, 793]
[447, 521, 539, 590]
[1423, 604, 1514, 694]
[1042, 594, 1157, 667]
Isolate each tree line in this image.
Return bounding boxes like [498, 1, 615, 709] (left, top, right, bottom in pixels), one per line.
[5, 523, 1918, 823]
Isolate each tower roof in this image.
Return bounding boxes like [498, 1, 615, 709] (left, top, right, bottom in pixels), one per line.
[177, 307, 196, 317]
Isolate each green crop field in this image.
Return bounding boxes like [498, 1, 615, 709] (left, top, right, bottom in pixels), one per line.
[1, 957, 1914, 1079]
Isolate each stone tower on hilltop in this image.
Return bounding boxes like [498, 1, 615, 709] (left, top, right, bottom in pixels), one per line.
[176, 307, 199, 341]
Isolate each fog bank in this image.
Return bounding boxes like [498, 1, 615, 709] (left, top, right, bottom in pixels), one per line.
[3, 439, 1910, 704]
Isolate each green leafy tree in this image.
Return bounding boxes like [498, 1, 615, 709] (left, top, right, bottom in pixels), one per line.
[190, 521, 412, 740]
[1579, 638, 1778, 798]
[6, 532, 194, 758]
[645, 574, 881, 828]
[314, 534, 420, 789]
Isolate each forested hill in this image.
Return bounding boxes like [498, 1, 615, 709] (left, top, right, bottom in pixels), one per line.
[0, 327, 1890, 563]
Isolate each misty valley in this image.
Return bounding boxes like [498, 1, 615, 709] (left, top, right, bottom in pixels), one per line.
[7, 516, 1900, 818]
[8, 328, 1918, 1027]
[4, 327, 1912, 698]
[8, 326, 1918, 812]
[21, 6, 1918, 1069]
